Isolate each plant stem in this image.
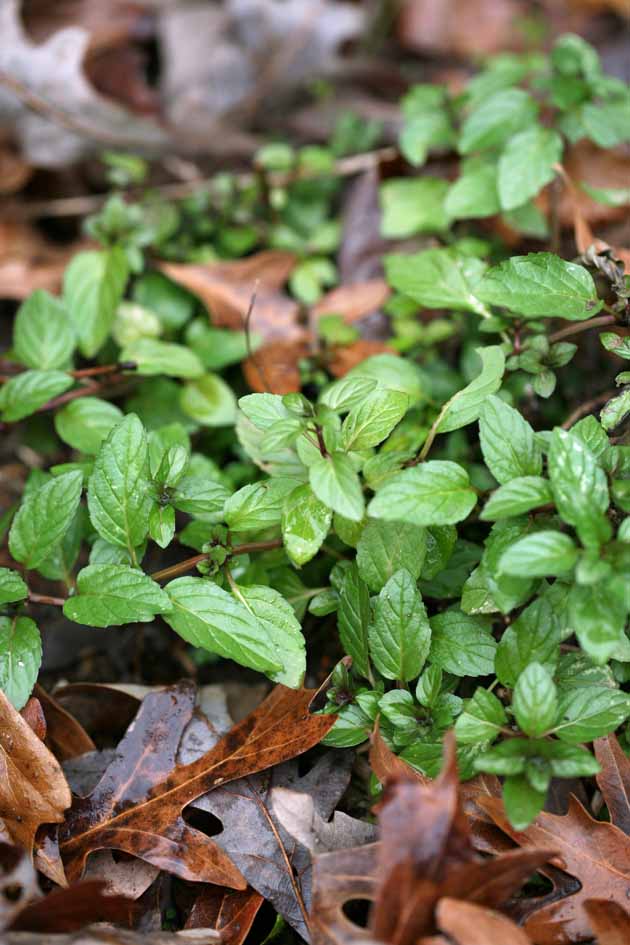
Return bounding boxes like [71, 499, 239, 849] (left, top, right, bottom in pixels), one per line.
[28, 591, 65, 607]
[562, 389, 616, 429]
[72, 362, 136, 379]
[548, 313, 615, 344]
[150, 538, 283, 583]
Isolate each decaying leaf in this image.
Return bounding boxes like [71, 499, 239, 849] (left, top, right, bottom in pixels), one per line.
[594, 734, 630, 835]
[479, 791, 630, 945]
[34, 685, 96, 763]
[584, 899, 630, 945]
[0, 843, 40, 931]
[0, 222, 85, 299]
[59, 683, 335, 885]
[7, 879, 135, 933]
[0, 690, 71, 856]
[185, 885, 264, 945]
[435, 897, 532, 944]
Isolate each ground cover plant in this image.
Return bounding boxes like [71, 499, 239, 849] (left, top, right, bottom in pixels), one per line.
[1, 10, 630, 945]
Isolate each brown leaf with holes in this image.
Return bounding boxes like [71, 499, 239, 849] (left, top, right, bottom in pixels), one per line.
[479, 792, 630, 945]
[185, 885, 263, 945]
[594, 734, 630, 835]
[59, 683, 335, 886]
[311, 734, 554, 945]
[584, 899, 630, 945]
[435, 898, 533, 944]
[0, 691, 71, 857]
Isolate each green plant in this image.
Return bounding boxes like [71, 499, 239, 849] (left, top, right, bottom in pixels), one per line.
[2, 35, 630, 834]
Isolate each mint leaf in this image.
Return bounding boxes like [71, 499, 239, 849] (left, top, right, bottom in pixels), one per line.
[341, 389, 408, 451]
[368, 569, 431, 681]
[181, 373, 237, 427]
[55, 397, 123, 455]
[380, 178, 450, 238]
[120, 339, 204, 379]
[568, 582, 627, 664]
[64, 248, 128, 357]
[499, 530, 578, 577]
[429, 610, 496, 676]
[282, 483, 332, 567]
[495, 597, 560, 687]
[63, 565, 172, 627]
[172, 477, 229, 522]
[455, 688, 507, 744]
[309, 452, 365, 522]
[149, 504, 176, 549]
[238, 393, 291, 430]
[0, 616, 41, 710]
[513, 663, 558, 737]
[478, 252, 602, 321]
[319, 375, 378, 412]
[498, 126, 562, 211]
[87, 414, 152, 560]
[356, 519, 426, 592]
[0, 568, 28, 605]
[479, 395, 542, 483]
[445, 158, 500, 220]
[436, 346, 505, 433]
[385, 248, 489, 315]
[9, 470, 83, 568]
[369, 461, 476, 526]
[554, 687, 630, 742]
[13, 290, 75, 370]
[481, 477, 552, 520]
[503, 774, 546, 831]
[337, 563, 371, 679]
[164, 576, 282, 675]
[235, 584, 306, 688]
[0, 370, 73, 422]
[548, 428, 610, 547]
[459, 88, 538, 154]
[225, 478, 299, 532]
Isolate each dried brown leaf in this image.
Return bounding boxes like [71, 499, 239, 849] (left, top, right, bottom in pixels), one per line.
[34, 685, 95, 763]
[8, 879, 135, 933]
[185, 885, 263, 945]
[594, 734, 630, 834]
[0, 691, 71, 856]
[584, 899, 630, 945]
[436, 898, 533, 944]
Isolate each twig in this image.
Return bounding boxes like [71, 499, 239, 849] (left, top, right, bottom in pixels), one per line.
[150, 538, 284, 583]
[548, 314, 616, 344]
[7, 146, 398, 221]
[28, 591, 65, 607]
[562, 390, 616, 429]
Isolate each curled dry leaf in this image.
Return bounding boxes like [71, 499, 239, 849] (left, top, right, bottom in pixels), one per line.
[185, 885, 263, 945]
[7, 879, 135, 933]
[560, 142, 630, 228]
[435, 898, 533, 944]
[479, 792, 630, 945]
[59, 683, 335, 885]
[0, 690, 71, 856]
[243, 338, 310, 395]
[20, 697, 47, 741]
[34, 685, 96, 763]
[584, 899, 630, 945]
[594, 734, 630, 835]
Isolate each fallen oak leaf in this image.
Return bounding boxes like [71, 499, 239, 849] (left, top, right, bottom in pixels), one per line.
[20, 696, 46, 740]
[185, 885, 264, 945]
[584, 899, 630, 945]
[0, 690, 71, 856]
[594, 734, 630, 834]
[34, 684, 96, 762]
[7, 879, 135, 933]
[478, 793, 630, 945]
[60, 684, 335, 885]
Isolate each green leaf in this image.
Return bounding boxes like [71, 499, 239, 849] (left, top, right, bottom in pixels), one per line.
[568, 582, 627, 664]
[499, 530, 578, 577]
[445, 158, 500, 220]
[498, 126, 562, 211]
[459, 88, 539, 154]
[421, 539, 481, 600]
[503, 774, 546, 831]
[548, 428, 610, 547]
[186, 322, 254, 371]
[0, 568, 28, 605]
[582, 100, 630, 148]
[13, 290, 75, 370]
[282, 483, 332, 566]
[482, 477, 552, 521]
[54, 397, 123, 455]
[149, 504, 176, 549]
[133, 271, 194, 330]
[87, 414, 152, 560]
[238, 393, 291, 430]
[581, 184, 630, 207]
[64, 248, 128, 357]
[601, 389, 630, 432]
[554, 687, 630, 742]
[225, 478, 298, 532]
[322, 702, 372, 748]
[380, 178, 449, 238]
[120, 338, 204, 379]
[337, 564, 371, 679]
[429, 610, 496, 676]
[0, 616, 41, 710]
[479, 395, 542, 484]
[171, 477, 229, 523]
[9, 471, 83, 569]
[399, 87, 454, 165]
[0, 370, 73, 422]
[601, 332, 630, 359]
[455, 688, 507, 744]
[436, 346, 505, 433]
[369, 461, 477, 527]
[63, 564, 172, 627]
[341, 389, 408, 451]
[319, 376, 378, 412]
[478, 252, 602, 321]
[235, 584, 306, 688]
[495, 596, 560, 687]
[513, 663, 558, 737]
[309, 452, 365, 522]
[164, 576, 282, 675]
[356, 519, 426, 592]
[385, 248, 489, 316]
[181, 373, 237, 427]
[369, 569, 431, 681]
